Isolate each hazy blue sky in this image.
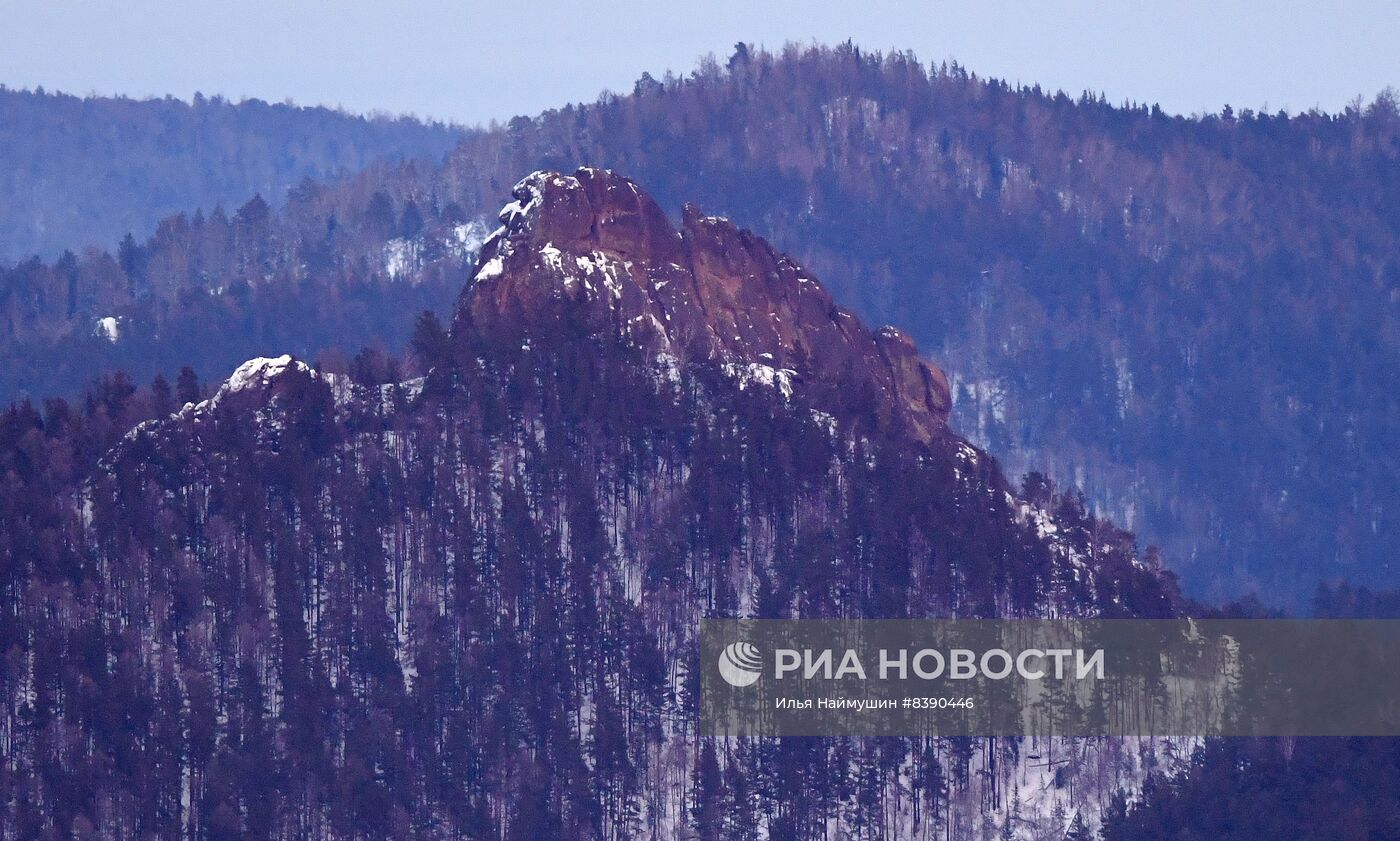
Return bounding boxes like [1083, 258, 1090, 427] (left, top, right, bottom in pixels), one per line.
[2, 1, 1395, 124]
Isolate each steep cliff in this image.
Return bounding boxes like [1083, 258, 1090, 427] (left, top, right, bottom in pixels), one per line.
[458, 168, 951, 443]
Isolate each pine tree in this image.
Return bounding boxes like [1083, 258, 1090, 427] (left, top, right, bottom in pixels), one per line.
[176, 365, 201, 405]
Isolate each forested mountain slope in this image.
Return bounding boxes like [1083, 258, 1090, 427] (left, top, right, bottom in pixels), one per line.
[4, 44, 1397, 605]
[0, 163, 487, 416]
[0, 170, 1175, 840]
[0, 86, 462, 261]
[426, 45, 1400, 608]
[1099, 583, 1400, 841]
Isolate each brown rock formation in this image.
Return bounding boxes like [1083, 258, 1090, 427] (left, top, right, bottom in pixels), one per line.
[455, 168, 951, 441]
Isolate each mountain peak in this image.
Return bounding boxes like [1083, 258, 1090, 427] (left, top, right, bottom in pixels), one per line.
[456, 168, 951, 440]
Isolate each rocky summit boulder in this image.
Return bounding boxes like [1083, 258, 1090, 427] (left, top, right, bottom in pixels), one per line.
[456, 167, 952, 442]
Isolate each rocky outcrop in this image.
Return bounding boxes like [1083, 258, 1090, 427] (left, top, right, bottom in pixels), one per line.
[455, 167, 952, 441]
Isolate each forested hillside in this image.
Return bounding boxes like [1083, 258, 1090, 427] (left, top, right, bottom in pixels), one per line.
[426, 45, 1400, 608]
[0, 86, 462, 261]
[1098, 582, 1400, 841]
[0, 165, 488, 419]
[0, 170, 1176, 840]
[4, 44, 1398, 606]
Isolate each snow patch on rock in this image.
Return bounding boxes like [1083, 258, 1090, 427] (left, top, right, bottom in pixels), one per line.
[497, 170, 567, 232]
[539, 243, 566, 275]
[474, 254, 505, 282]
[723, 362, 795, 400]
[574, 251, 625, 299]
[223, 355, 309, 395]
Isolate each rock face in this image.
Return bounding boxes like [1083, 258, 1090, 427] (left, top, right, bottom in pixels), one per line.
[455, 168, 952, 441]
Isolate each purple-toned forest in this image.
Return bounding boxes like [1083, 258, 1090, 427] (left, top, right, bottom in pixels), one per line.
[2, 42, 1399, 840]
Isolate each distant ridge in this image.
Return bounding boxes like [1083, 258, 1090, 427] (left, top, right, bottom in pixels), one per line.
[0, 85, 463, 261]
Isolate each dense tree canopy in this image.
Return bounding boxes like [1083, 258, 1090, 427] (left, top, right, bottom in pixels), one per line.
[0, 86, 461, 262]
[5, 43, 1396, 605]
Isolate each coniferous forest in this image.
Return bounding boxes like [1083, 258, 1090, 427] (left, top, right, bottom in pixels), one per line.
[1, 38, 1398, 841]
[2, 170, 1179, 839]
[0, 86, 462, 262]
[4, 45, 1399, 607]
